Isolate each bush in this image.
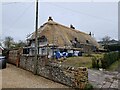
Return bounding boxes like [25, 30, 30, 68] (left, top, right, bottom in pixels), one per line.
[84, 83, 93, 90]
[105, 44, 120, 51]
[91, 57, 100, 69]
[119, 51, 120, 58]
[101, 52, 119, 69]
[92, 57, 97, 68]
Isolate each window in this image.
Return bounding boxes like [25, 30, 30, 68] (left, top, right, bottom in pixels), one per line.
[86, 40, 89, 44]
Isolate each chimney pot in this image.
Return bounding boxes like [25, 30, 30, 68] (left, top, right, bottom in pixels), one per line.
[48, 16, 53, 21]
[70, 24, 75, 29]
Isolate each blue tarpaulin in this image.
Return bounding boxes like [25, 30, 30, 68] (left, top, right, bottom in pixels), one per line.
[55, 51, 61, 59]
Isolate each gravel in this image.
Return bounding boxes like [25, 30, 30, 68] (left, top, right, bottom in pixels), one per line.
[1, 64, 69, 88]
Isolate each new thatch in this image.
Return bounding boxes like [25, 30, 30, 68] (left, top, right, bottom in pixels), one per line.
[29, 18, 99, 48]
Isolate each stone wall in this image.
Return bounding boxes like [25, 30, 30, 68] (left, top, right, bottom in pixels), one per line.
[19, 55, 88, 89]
[8, 49, 21, 67]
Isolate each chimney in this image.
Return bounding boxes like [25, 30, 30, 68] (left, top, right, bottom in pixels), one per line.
[48, 16, 53, 21]
[89, 32, 92, 36]
[70, 24, 75, 29]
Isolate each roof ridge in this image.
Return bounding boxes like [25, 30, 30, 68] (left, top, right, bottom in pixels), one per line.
[41, 20, 89, 36]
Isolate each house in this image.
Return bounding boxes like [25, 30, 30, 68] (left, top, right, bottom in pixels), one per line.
[0, 46, 4, 56]
[24, 17, 100, 58]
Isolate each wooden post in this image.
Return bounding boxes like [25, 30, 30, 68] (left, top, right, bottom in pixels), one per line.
[33, 0, 39, 75]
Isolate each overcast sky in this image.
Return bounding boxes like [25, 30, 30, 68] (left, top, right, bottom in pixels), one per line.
[1, 0, 119, 42]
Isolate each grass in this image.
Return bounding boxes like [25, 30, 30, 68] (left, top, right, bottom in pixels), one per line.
[61, 53, 104, 68]
[60, 53, 118, 71]
[61, 56, 92, 68]
[91, 53, 104, 58]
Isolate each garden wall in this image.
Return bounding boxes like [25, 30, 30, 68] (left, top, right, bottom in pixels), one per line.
[8, 49, 22, 67]
[19, 55, 88, 89]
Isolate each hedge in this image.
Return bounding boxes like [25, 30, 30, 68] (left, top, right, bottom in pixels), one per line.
[104, 44, 120, 51]
[101, 52, 119, 69]
[92, 51, 119, 69]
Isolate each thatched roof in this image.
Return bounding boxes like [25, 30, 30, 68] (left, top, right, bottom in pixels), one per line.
[29, 18, 99, 48]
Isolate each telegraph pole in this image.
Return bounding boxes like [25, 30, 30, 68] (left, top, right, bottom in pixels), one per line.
[34, 0, 39, 75]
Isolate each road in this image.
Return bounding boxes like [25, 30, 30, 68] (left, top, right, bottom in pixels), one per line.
[0, 64, 68, 88]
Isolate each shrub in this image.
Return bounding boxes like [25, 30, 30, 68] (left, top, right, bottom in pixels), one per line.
[84, 83, 93, 90]
[92, 57, 97, 68]
[101, 52, 119, 69]
[91, 57, 100, 69]
[106, 44, 120, 51]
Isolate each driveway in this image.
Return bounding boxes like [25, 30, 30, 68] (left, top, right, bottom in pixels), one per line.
[88, 69, 119, 89]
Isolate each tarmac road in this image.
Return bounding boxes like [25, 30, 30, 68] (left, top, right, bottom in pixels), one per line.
[0, 64, 68, 88]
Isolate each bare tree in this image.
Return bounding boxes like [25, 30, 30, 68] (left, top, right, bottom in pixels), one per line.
[102, 36, 111, 46]
[14, 40, 26, 48]
[4, 36, 14, 49]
